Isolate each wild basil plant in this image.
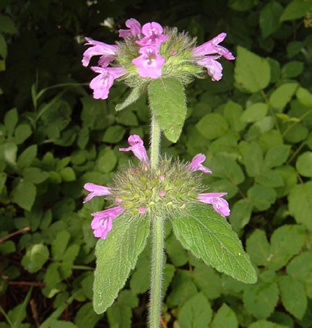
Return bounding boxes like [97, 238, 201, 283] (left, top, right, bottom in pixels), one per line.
[82, 18, 257, 328]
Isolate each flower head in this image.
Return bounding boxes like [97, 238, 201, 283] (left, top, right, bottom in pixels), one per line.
[188, 154, 212, 174]
[136, 22, 168, 47]
[198, 193, 230, 217]
[119, 135, 149, 162]
[119, 18, 142, 39]
[91, 206, 125, 239]
[132, 46, 165, 78]
[192, 33, 235, 81]
[83, 183, 111, 203]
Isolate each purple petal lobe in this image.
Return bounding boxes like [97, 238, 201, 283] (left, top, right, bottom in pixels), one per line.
[119, 135, 149, 162]
[188, 154, 212, 174]
[83, 183, 111, 203]
[198, 193, 230, 217]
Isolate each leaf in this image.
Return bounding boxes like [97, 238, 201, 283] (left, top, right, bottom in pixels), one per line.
[211, 303, 238, 328]
[148, 78, 187, 143]
[296, 87, 312, 108]
[59, 167, 76, 182]
[115, 87, 143, 111]
[288, 182, 312, 231]
[239, 141, 263, 177]
[296, 151, 312, 177]
[52, 231, 70, 261]
[9, 287, 32, 328]
[241, 103, 268, 123]
[96, 149, 117, 173]
[249, 320, 288, 328]
[93, 213, 150, 314]
[12, 180, 36, 211]
[0, 15, 18, 34]
[166, 233, 188, 267]
[229, 198, 253, 231]
[224, 101, 246, 132]
[228, 0, 257, 11]
[268, 224, 306, 270]
[243, 281, 279, 319]
[196, 113, 229, 140]
[287, 252, 312, 282]
[171, 204, 257, 283]
[14, 124, 32, 144]
[116, 110, 138, 126]
[23, 167, 49, 184]
[178, 293, 212, 328]
[107, 304, 131, 328]
[280, 0, 312, 22]
[255, 170, 284, 188]
[17, 145, 37, 169]
[4, 108, 18, 136]
[0, 34, 7, 59]
[247, 185, 276, 211]
[235, 46, 270, 93]
[22, 244, 49, 273]
[264, 145, 290, 169]
[259, 2, 283, 38]
[74, 303, 102, 328]
[269, 83, 298, 111]
[102, 125, 125, 143]
[278, 275, 307, 319]
[281, 61, 304, 78]
[246, 229, 270, 267]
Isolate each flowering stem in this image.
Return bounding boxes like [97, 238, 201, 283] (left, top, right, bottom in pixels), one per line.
[149, 114, 164, 328]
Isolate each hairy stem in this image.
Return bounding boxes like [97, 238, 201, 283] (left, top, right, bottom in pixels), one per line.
[149, 114, 164, 328]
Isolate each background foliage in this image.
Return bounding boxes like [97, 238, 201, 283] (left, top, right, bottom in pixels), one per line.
[1, 0, 312, 327]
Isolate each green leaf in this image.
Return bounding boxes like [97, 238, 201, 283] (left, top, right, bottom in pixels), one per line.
[4, 108, 18, 136]
[52, 231, 70, 261]
[116, 110, 138, 126]
[0, 15, 18, 34]
[235, 46, 270, 93]
[166, 233, 188, 267]
[178, 293, 212, 328]
[287, 252, 312, 282]
[259, 2, 283, 38]
[12, 181, 36, 211]
[278, 275, 307, 319]
[247, 185, 276, 211]
[280, 0, 312, 22]
[211, 303, 238, 328]
[281, 61, 304, 78]
[115, 87, 143, 111]
[264, 145, 290, 169]
[228, 0, 257, 11]
[224, 101, 246, 132]
[255, 170, 284, 188]
[196, 113, 229, 140]
[14, 124, 32, 144]
[241, 103, 268, 123]
[23, 167, 49, 184]
[0, 34, 7, 58]
[243, 281, 279, 319]
[148, 78, 187, 143]
[288, 182, 312, 231]
[107, 303, 131, 328]
[296, 151, 312, 177]
[59, 167, 76, 182]
[249, 320, 288, 328]
[74, 303, 102, 328]
[296, 87, 312, 108]
[60, 244, 80, 279]
[93, 213, 150, 314]
[171, 204, 257, 283]
[284, 123, 309, 143]
[96, 149, 117, 173]
[10, 287, 32, 328]
[240, 141, 263, 177]
[269, 83, 298, 111]
[0, 172, 7, 193]
[22, 244, 49, 273]
[229, 198, 253, 231]
[268, 225, 306, 270]
[246, 229, 270, 267]
[17, 145, 37, 169]
[102, 125, 125, 143]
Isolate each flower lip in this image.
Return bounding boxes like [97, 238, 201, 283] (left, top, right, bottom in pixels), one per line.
[83, 183, 111, 203]
[136, 22, 169, 47]
[119, 134, 150, 162]
[188, 153, 212, 174]
[119, 18, 142, 38]
[198, 192, 230, 217]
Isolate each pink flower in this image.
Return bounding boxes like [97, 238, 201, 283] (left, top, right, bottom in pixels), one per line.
[198, 193, 230, 217]
[139, 206, 147, 214]
[136, 22, 168, 47]
[193, 33, 235, 81]
[83, 183, 111, 203]
[119, 135, 149, 162]
[82, 37, 118, 67]
[91, 206, 125, 240]
[89, 66, 126, 99]
[188, 154, 212, 174]
[119, 18, 142, 38]
[132, 46, 165, 78]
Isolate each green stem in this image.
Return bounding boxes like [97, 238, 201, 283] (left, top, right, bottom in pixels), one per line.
[149, 114, 164, 328]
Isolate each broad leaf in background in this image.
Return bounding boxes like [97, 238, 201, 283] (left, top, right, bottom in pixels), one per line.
[93, 213, 150, 314]
[211, 303, 238, 328]
[280, 0, 312, 22]
[171, 204, 257, 283]
[148, 78, 187, 142]
[235, 46, 270, 93]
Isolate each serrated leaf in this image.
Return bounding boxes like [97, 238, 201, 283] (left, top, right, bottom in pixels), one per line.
[264, 145, 290, 169]
[246, 229, 270, 267]
[296, 151, 312, 177]
[243, 281, 279, 319]
[287, 252, 312, 281]
[171, 204, 257, 283]
[22, 244, 49, 273]
[148, 78, 187, 142]
[93, 214, 150, 314]
[196, 113, 229, 140]
[278, 275, 307, 319]
[178, 293, 212, 328]
[12, 180, 36, 211]
[211, 303, 238, 328]
[115, 87, 143, 111]
[288, 182, 312, 231]
[280, 0, 312, 22]
[235, 46, 270, 93]
[241, 103, 268, 123]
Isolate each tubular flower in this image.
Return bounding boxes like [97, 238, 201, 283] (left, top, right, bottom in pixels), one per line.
[197, 193, 230, 217]
[136, 22, 169, 47]
[132, 46, 166, 78]
[119, 18, 142, 39]
[83, 183, 111, 203]
[91, 206, 125, 239]
[188, 153, 212, 174]
[119, 135, 149, 162]
[192, 32, 235, 81]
